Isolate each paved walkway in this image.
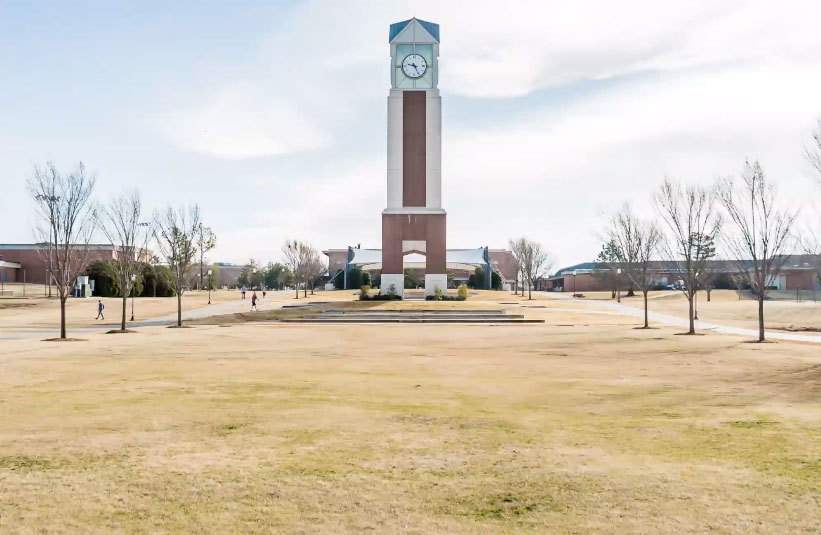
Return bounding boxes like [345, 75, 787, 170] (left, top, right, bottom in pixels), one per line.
[537, 291, 821, 343]
[0, 291, 292, 340]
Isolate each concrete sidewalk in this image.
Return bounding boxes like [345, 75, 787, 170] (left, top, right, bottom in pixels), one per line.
[538, 291, 821, 343]
[0, 290, 292, 340]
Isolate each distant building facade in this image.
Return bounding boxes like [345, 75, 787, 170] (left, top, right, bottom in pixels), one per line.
[323, 247, 518, 289]
[542, 256, 821, 293]
[0, 244, 131, 285]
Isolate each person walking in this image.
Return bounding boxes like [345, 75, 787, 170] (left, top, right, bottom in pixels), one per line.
[262, 290, 266, 299]
[250, 291, 258, 311]
[241, 286, 246, 300]
[95, 300, 105, 320]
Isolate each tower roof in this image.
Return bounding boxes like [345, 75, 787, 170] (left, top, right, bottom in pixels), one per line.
[389, 18, 439, 43]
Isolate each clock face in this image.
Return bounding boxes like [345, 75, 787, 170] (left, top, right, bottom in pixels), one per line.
[401, 53, 427, 79]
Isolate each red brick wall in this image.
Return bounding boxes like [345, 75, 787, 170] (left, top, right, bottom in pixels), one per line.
[785, 270, 816, 290]
[0, 247, 116, 284]
[553, 273, 608, 292]
[325, 250, 348, 277]
[402, 91, 426, 207]
[489, 250, 518, 282]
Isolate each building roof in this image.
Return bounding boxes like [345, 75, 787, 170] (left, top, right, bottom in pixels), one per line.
[389, 18, 439, 42]
[332, 247, 489, 271]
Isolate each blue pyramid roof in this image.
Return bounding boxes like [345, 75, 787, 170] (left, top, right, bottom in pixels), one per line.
[389, 18, 439, 42]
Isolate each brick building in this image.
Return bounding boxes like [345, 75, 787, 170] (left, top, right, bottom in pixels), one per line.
[543, 256, 821, 293]
[0, 244, 150, 285]
[323, 247, 518, 289]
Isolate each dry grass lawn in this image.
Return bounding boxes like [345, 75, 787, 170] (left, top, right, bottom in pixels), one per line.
[1, 294, 820, 533]
[615, 289, 821, 332]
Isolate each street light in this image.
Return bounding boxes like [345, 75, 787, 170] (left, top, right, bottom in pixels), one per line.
[207, 269, 213, 304]
[129, 273, 136, 321]
[616, 268, 622, 303]
[572, 270, 578, 297]
[35, 194, 60, 298]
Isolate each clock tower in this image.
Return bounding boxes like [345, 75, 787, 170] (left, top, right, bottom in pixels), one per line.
[382, 18, 445, 297]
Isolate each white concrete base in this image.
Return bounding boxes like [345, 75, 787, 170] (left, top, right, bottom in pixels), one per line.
[381, 274, 404, 298]
[424, 274, 448, 297]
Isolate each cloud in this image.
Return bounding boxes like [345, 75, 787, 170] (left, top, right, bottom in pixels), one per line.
[159, 84, 329, 159]
[440, 59, 821, 266]
[202, 1, 821, 264]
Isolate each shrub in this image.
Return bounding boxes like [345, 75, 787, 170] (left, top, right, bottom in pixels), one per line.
[139, 263, 175, 297]
[86, 260, 120, 297]
[347, 267, 363, 289]
[491, 270, 502, 290]
[425, 294, 462, 301]
[333, 268, 368, 290]
[457, 284, 469, 300]
[371, 293, 402, 301]
[359, 284, 372, 300]
[434, 285, 444, 300]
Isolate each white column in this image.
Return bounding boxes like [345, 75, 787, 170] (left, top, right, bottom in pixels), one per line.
[425, 90, 441, 209]
[386, 90, 404, 209]
[424, 274, 448, 297]
[381, 273, 404, 298]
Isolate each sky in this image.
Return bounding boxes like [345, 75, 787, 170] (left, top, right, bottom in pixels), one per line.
[1, 0, 821, 270]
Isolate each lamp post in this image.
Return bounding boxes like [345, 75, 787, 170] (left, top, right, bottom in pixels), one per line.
[616, 268, 622, 303]
[35, 194, 59, 298]
[129, 273, 136, 321]
[207, 269, 213, 304]
[572, 270, 578, 297]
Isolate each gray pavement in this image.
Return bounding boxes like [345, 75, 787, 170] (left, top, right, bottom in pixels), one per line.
[537, 291, 821, 343]
[0, 290, 291, 340]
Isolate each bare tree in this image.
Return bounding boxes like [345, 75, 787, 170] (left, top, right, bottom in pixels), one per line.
[608, 204, 661, 328]
[803, 119, 821, 256]
[282, 239, 302, 299]
[299, 244, 325, 295]
[508, 237, 527, 296]
[609, 204, 661, 329]
[654, 178, 721, 334]
[96, 190, 152, 331]
[805, 118, 821, 181]
[715, 160, 798, 342]
[516, 238, 554, 300]
[153, 205, 201, 327]
[28, 162, 97, 339]
[195, 224, 216, 290]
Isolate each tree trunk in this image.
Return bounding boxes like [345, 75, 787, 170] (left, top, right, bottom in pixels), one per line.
[707, 289, 712, 302]
[176, 285, 182, 327]
[688, 293, 695, 334]
[60, 297, 67, 339]
[295, 283, 299, 299]
[758, 296, 765, 342]
[643, 291, 649, 328]
[121, 293, 127, 331]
